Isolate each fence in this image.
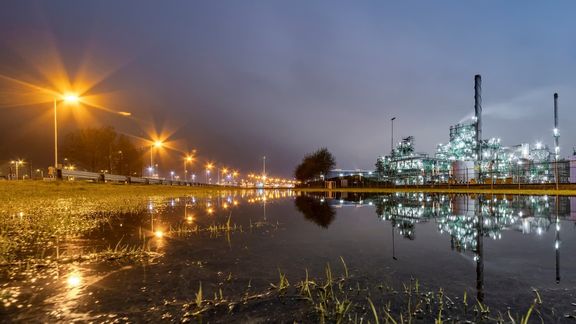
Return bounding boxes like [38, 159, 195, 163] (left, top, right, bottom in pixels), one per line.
[323, 160, 576, 189]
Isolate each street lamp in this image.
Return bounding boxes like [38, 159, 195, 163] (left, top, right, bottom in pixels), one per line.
[150, 140, 164, 177]
[10, 160, 24, 180]
[219, 167, 228, 185]
[54, 94, 79, 169]
[184, 154, 195, 181]
[205, 163, 214, 184]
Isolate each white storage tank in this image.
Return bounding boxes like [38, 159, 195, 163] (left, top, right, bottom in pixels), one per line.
[451, 160, 476, 183]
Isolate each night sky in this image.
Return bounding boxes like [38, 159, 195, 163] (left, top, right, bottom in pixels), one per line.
[1, 1, 576, 177]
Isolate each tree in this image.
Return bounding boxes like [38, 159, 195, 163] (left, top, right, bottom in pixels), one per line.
[61, 127, 143, 175]
[294, 148, 336, 182]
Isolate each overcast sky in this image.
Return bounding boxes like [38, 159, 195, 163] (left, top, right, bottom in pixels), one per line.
[1, 1, 576, 177]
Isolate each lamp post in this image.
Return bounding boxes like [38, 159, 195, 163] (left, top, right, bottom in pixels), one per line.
[11, 160, 24, 180]
[184, 155, 193, 181]
[150, 140, 163, 177]
[219, 167, 228, 185]
[54, 94, 79, 169]
[205, 163, 213, 184]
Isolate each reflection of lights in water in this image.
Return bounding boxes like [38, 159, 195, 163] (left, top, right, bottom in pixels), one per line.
[154, 230, 164, 238]
[67, 274, 81, 287]
[537, 227, 543, 235]
[555, 241, 560, 249]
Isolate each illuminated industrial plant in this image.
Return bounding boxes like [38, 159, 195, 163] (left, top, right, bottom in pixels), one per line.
[370, 75, 569, 186]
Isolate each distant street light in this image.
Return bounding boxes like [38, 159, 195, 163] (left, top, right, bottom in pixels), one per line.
[10, 160, 24, 180]
[184, 152, 195, 181]
[219, 167, 228, 185]
[205, 162, 214, 184]
[150, 140, 164, 177]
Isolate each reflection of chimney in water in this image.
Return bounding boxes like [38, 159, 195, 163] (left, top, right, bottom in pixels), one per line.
[555, 195, 561, 284]
[476, 195, 484, 303]
[556, 224, 560, 284]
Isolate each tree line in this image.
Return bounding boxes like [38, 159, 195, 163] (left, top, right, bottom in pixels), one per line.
[62, 126, 143, 176]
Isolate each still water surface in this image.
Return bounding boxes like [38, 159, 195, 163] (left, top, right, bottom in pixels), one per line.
[2, 190, 576, 322]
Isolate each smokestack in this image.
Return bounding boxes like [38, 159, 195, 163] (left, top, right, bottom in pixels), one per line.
[554, 93, 559, 160]
[474, 75, 482, 161]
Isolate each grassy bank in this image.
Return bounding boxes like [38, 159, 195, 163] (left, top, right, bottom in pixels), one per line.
[0, 181, 233, 264]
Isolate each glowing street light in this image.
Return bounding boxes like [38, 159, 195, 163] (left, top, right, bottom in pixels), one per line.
[219, 167, 228, 185]
[10, 160, 24, 180]
[184, 153, 195, 181]
[205, 162, 214, 184]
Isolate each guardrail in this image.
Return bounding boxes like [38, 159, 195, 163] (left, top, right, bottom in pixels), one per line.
[60, 169, 212, 186]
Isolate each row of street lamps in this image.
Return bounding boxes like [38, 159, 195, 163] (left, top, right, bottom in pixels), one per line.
[27, 91, 262, 184]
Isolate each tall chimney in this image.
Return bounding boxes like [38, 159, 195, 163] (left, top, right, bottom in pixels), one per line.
[474, 75, 482, 161]
[554, 93, 559, 160]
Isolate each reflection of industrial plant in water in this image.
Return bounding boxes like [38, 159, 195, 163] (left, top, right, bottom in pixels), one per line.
[370, 193, 567, 249]
[294, 195, 336, 228]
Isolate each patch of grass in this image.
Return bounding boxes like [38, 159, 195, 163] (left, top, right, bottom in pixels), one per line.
[180, 259, 550, 323]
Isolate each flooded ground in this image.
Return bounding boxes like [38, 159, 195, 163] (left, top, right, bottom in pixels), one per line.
[2, 189, 576, 322]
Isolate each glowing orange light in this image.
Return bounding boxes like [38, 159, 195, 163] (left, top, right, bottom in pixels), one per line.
[63, 93, 79, 103]
[154, 230, 164, 238]
[154, 140, 163, 148]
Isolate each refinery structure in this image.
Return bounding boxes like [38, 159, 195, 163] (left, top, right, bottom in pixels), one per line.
[372, 74, 569, 185]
